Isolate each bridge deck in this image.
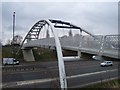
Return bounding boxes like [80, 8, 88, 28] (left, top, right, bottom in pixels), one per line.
[23, 37, 119, 59]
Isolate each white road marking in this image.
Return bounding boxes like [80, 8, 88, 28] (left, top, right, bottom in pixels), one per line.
[2, 69, 118, 88]
[66, 69, 118, 79]
[17, 78, 55, 86]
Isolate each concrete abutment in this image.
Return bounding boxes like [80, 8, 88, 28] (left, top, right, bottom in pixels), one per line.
[22, 49, 35, 61]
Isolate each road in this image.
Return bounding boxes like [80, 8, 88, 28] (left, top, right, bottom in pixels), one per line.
[2, 59, 119, 88]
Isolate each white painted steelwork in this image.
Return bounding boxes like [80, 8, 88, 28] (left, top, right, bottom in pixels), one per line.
[45, 19, 67, 89]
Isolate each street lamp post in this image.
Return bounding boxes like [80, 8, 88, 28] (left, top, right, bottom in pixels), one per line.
[13, 12, 15, 45]
[12, 12, 15, 67]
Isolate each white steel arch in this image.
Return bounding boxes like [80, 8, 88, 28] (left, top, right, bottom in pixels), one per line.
[21, 19, 67, 89]
[45, 19, 67, 89]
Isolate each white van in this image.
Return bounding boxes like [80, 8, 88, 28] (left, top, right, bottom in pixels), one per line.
[3, 58, 19, 65]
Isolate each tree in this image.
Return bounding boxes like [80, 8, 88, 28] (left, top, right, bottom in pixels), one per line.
[46, 30, 50, 38]
[6, 39, 11, 45]
[69, 30, 73, 37]
[11, 35, 23, 45]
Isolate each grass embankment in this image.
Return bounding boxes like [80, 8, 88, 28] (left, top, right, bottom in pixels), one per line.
[85, 79, 120, 89]
[2, 45, 57, 62]
[33, 48, 57, 62]
[2, 45, 24, 61]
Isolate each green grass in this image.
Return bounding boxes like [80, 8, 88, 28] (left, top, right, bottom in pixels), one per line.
[33, 48, 57, 62]
[85, 79, 120, 89]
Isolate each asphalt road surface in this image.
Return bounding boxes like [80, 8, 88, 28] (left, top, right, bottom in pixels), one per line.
[2, 59, 120, 88]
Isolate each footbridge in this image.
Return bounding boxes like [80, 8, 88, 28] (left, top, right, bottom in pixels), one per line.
[20, 19, 119, 89]
[23, 35, 119, 60]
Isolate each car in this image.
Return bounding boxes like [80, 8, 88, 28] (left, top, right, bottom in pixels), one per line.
[100, 61, 113, 67]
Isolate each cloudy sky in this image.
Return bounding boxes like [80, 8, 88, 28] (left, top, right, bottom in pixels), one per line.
[1, 0, 118, 44]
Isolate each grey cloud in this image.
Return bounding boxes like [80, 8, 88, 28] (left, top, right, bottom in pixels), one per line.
[2, 2, 118, 44]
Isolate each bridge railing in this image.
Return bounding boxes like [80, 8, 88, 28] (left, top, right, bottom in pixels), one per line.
[80, 35, 102, 49]
[23, 35, 119, 55]
[103, 35, 120, 50]
[59, 35, 102, 51]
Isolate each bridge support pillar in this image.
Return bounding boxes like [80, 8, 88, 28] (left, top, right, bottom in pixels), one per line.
[22, 49, 35, 61]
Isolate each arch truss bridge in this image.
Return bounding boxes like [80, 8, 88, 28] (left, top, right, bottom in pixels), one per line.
[20, 19, 120, 89]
